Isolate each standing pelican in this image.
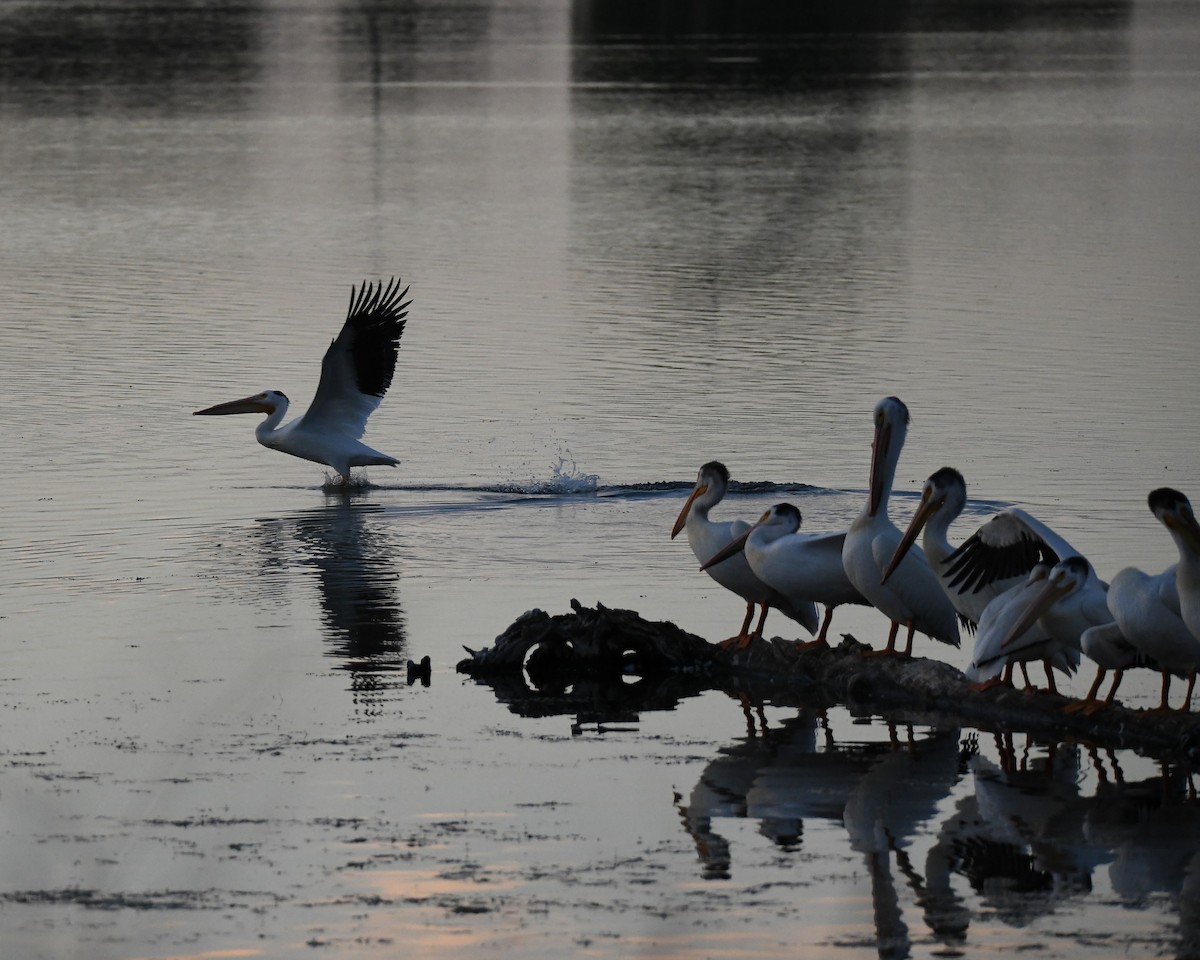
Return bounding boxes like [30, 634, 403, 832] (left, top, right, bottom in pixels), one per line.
[881, 467, 1067, 628]
[1071, 621, 1144, 714]
[994, 556, 1110, 696]
[1151, 487, 1200, 651]
[1109, 488, 1200, 712]
[672, 462, 818, 648]
[967, 564, 1081, 693]
[699, 503, 868, 649]
[841, 397, 960, 657]
[194, 278, 411, 483]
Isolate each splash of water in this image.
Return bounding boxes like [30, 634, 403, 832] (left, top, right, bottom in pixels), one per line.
[495, 451, 600, 495]
[321, 471, 375, 493]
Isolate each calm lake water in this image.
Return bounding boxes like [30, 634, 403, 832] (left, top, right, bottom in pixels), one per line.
[2, 1, 1200, 957]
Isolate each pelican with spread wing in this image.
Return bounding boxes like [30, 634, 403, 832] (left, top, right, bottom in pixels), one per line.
[194, 278, 411, 483]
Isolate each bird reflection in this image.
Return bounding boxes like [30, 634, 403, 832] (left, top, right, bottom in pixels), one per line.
[205, 499, 411, 720]
[675, 713, 963, 898]
[842, 728, 966, 958]
[922, 742, 1200, 957]
[290, 501, 408, 716]
[677, 710, 880, 879]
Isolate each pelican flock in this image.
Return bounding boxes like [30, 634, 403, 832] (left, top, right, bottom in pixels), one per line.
[672, 462, 819, 648]
[671, 395, 1200, 713]
[195, 278, 411, 483]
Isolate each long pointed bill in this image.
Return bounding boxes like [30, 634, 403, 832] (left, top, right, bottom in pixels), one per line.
[194, 395, 274, 416]
[881, 490, 938, 585]
[699, 526, 753, 572]
[999, 578, 1073, 651]
[868, 421, 892, 518]
[1167, 508, 1200, 554]
[671, 483, 707, 539]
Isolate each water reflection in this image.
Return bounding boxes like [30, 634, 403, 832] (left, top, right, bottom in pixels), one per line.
[676, 710, 894, 880]
[0, 1, 264, 115]
[296, 500, 408, 678]
[678, 716, 1200, 958]
[218, 500, 410, 719]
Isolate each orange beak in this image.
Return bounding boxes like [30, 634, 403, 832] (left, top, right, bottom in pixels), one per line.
[999, 576, 1074, 650]
[881, 488, 940, 585]
[671, 483, 708, 540]
[868, 420, 892, 518]
[194, 394, 275, 416]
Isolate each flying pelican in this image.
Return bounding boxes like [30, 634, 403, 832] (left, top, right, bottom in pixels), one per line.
[194, 278, 411, 483]
[1106, 487, 1200, 712]
[841, 396, 960, 657]
[966, 564, 1081, 693]
[993, 556, 1111, 697]
[672, 462, 818, 648]
[698, 503, 868, 650]
[881, 467, 1067, 628]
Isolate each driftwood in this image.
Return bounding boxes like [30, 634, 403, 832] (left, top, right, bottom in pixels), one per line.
[457, 599, 1200, 762]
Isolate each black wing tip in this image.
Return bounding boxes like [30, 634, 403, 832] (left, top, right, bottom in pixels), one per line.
[342, 277, 412, 398]
[347, 276, 412, 331]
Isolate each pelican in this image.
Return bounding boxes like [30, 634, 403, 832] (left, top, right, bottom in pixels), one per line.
[966, 564, 1081, 693]
[672, 462, 818, 648]
[881, 467, 1067, 628]
[699, 503, 868, 649]
[994, 556, 1111, 696]
[1072, 621, 1144, 714]
[194, 278, 411, 483]
[841, 397, 960, 657]
[1107, 487, 1200, 712]
[1151, 487, 1200, 648]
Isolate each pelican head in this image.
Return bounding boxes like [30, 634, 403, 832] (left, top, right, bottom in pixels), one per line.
[671, 461, 731, 539]
[882, 466, 966, 585]
[1000, 556, 1090, 650]
[868, 396, 910, 518]
[698, 502, 800, 571]
[1149, 487, 1200, 554]
[194, 390, 289, 417]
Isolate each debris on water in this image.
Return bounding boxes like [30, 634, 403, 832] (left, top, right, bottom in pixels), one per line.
[407, 655, 432, 687]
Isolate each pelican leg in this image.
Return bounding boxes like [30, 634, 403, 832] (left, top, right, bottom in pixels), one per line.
[1153, 671, 1173, 712]
[901, 621, 916, 658]
[1103, 670, 1125, 705]
[1065, 667, 1106, 714]
[1042, 660, 1059, 695]
[863, 620, 900, 657]
[1018, 661, 1034, 690]
[1077, 669, 1126, 716]
[796, 606, 834, 653]
[717, 603, 757, 650]
[750, 602, 770, 639]
[1183, 670, 1197, 712]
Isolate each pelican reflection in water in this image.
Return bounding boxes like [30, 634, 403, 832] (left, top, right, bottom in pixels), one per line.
[246, 502, 410, 717]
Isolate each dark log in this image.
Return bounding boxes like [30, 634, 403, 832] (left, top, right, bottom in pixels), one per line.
[457, 599, 1200, 762]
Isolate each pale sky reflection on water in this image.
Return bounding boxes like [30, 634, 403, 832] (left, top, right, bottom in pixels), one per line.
[1, 1, 1199, 958]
